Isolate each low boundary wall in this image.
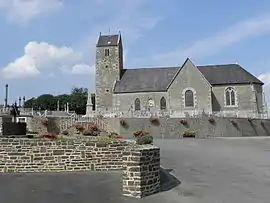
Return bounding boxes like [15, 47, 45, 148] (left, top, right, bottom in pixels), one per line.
[0, 138, 160, 198]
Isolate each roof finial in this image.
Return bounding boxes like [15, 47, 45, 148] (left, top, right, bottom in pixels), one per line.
[99, 32, 101, 36]
[109, 27, 110, 35]
[118, 30, 121, 35]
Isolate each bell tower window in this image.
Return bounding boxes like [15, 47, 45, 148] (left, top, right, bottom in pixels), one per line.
[105, 49, 110, 56]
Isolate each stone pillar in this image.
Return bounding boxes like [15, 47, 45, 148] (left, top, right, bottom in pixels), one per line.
[122, 145, 160, 198]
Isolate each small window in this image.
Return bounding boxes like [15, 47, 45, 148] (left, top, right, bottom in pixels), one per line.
[105, 89, 110, 93]
[160, 97, 166, 110]
[135, 98, 141, 111]
[105, 65, 108, 68]
[184, 90, 194, 107]
[104, 49, 110, 56]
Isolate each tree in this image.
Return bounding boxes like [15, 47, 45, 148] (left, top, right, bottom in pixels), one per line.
[23, 87, 92, 114]
[69, 87, 88, 114]
[34, 94, 57, 111]
[23, 97, 35, 109]
[55, 94, 70, 111]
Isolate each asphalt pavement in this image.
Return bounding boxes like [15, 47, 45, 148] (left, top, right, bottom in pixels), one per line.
[1, 138, 270, 203]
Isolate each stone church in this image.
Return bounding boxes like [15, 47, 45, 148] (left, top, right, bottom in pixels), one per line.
[86, 33, 268, 118]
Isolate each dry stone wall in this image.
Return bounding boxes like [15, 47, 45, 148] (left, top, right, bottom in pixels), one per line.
[0, 138, 130, 172]
[122, 145, 160, 198]
[0, 137, 161, 198]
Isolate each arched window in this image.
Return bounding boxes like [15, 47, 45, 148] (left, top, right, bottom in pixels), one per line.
[104, 48, 110, 56]
[185, 90, 194, 107]
[225, 87, 236, 106]
[160, 97, 166, 110]
[134, 98, 141, 111]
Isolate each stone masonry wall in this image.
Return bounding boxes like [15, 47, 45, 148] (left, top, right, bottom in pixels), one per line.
[122, 145, 160, 198]
[0, 138, 130, 172]
[118, 117, 270, 139]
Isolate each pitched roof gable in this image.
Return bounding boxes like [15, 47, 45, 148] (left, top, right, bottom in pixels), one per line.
[113, 62, 263, 94]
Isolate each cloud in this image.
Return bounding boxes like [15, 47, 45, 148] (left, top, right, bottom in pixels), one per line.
[0, 0, 63, 24]
[77, 0, 162, 59]
[259, 72, 270, 87]
[258, 72, 270, 114]
[151, 13, 270, 65]
[1, 41, 93, 79]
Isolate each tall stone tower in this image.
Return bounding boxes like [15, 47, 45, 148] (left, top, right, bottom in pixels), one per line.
[94, 33, 123, 112]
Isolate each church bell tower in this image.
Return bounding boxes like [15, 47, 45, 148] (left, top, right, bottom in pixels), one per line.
[94, 32, 123, 112]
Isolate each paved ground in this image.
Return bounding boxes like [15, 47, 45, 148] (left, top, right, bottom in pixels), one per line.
[155, 138, 270, 203]
[1, 138, 270, 203]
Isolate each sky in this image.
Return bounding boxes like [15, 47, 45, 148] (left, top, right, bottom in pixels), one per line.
[0, 0, 270, 112]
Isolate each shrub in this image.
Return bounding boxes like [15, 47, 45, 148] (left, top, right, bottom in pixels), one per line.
[183, 129, 196, 138]
[40, 118, 49, 126]
[82, 130, 93, 136]
[133, 130, 149, 138]
[136, 135, 153, 145]
[75, 124, 85, 132]
[82, 124, 100, 136]
[62, 130, 69, 135]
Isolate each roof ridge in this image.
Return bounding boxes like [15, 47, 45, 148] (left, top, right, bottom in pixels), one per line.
[125, 66, 179, 70]
[198, 63, 240, 67]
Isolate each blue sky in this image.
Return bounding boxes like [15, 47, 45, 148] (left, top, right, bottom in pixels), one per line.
[0, 0, 270, 110]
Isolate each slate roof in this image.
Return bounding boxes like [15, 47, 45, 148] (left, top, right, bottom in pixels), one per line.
[197, 64, 263, 85]
[113, 64, 263, 93]
[96, 35, 119, 47]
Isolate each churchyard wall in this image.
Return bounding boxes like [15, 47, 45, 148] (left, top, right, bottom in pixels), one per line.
[118, 117, 270, 139]
[10, 115, 270, 139]
[0, 138, 131, 172]
[123, 145, 160, 198]
[0, 137, 160, 198]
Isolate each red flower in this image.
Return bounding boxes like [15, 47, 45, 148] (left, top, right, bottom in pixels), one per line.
[133, 130, 149, 137]
[90, 123, 98, 131]
[208, 116, 215, 123]
[120, 119, 126, 125]
[180, 119, 188, 125]
[108, 134, 123, 139]
[231, 119, 237, 126]
[40, 132, 57, 139]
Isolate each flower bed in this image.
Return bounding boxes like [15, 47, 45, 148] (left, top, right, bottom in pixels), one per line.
[183, 129, 196, 138]
[208, 116, 215, 124]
